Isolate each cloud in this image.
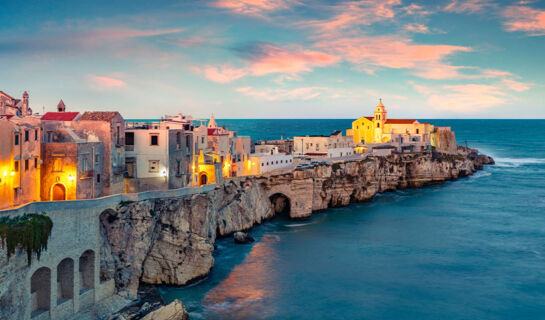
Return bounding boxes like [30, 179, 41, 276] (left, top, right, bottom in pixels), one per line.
[410, 77, 531, 112]
[503, 5, 545, 36]
[444, 0, 495, 14]
[211, 0, 300, 18]
[203, 65, 249, 83]
[314, 35, 471, 75]
[236, 86, 327, 101]
[89, 75, 127, 89]
[402, 3, 432, 15]
[0, 27, 183, 55]
[200, 44, 339, 83]
[405, 23, 430, 33]
[299, 0, 401, 35]
[501, 78, 532, 92]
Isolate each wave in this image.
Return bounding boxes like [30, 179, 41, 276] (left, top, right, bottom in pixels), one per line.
[493, 157, 545, 168]
[284, 222, 315, 228]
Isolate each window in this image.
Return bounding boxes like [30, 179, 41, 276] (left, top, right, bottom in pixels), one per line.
[82, 157, 88, 172]
[14, 134, 19, 146]
[149, 160, 159, 173]
[150, 134, 159, 146]
[125, 132, 134, 146]
[95, 154, 100, 165]
[24, 159, 29, 172]
[176, 160, 181, 175]
[34, 158, 38, 168]
[53, 158, 63, 172]
[176, 132, 181, 145]
[377, 123, 380, 128]
[14, 160, 19, 172]
[416, 129, 420, 134]
[186, 135, 190, 151]
[116, 125, 121, 145]
[25, 130, 29, 142]
[35, 129, 38, 140]
[201, 137, 204, 144]
[97, 174, 101, 183]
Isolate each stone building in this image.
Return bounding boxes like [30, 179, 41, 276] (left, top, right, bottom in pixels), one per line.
[348, 100, 434, 145]
[249, 146, 294, 174]
[0, 90, 32, 117]
[0, 115, 41, 209]
[40, 102, 125, 199]
[294, 131, 354, 158]
[124, 115, 194, 192]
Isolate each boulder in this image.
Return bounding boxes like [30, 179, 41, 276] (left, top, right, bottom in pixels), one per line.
[233, 232, 254, 244]
[141, 299, 189, 320]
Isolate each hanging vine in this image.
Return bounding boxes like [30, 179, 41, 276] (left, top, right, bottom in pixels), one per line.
[0, 212, 53, 266]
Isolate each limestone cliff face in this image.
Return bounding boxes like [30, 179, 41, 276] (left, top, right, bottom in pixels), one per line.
[101, 148, 493, 299]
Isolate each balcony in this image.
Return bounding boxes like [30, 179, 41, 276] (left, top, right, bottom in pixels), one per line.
[125, 145, 134, 152]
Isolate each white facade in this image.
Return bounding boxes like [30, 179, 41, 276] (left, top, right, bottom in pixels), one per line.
[125, 128, 169, 179]
[250, 147, 294, 174]
[294, 131, 354, 158]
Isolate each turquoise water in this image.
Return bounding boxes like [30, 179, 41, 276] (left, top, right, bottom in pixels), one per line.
[159, 120, 545, 320]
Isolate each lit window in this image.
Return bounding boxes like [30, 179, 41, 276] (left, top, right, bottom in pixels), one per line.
[53, 158, 63, 172]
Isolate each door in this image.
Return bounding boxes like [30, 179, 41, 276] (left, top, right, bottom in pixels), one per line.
[51, 183, 66, 201]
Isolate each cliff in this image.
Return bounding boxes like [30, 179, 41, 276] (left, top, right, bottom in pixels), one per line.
[100, 147, 494, 299]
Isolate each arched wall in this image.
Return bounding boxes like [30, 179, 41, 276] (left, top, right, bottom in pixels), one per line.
[31, 267, 51, 315]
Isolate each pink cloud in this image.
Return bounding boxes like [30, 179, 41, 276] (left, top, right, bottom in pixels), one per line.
[405, 23, 430, 33]
[315, 35, 471, 73]
[503, 5, 545, 35]
[203, 65, 249, 83]
[89, 76, 127, 89]
[501, 78, 532, 92]
[211, 0, 300, 17]
[300, 0, 401, 35]
[411, 78, 531, 112]
[200, 44, 339, 83]
[249, 44, 340, 76]
[236, 86, 327, 101]
[402, 3, 432, 15]
[444, 0, 495, 14]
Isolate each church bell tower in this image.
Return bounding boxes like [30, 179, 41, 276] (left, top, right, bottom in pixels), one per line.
[373, 99, 387, 143]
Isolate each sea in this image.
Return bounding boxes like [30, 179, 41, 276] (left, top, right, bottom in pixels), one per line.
[158, 119, 545, 320]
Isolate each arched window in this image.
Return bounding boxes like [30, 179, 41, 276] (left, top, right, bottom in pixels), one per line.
[377, 123, 380, 128]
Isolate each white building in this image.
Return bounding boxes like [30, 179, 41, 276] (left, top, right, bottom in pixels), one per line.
[294, 131, 354, 158]
[250, 147, 293, 174]
[124, 114, 193, 192]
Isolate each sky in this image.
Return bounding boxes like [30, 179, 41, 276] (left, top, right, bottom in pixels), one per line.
[0, 0, 544, 119]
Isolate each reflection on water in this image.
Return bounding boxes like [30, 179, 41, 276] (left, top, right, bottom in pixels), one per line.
[202, 234, 280, 320]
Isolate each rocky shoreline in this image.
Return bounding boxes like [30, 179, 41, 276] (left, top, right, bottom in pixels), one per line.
[99, 147, 494, 318]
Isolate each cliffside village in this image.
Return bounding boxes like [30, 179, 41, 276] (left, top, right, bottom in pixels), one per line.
[0, 91, 457, 209]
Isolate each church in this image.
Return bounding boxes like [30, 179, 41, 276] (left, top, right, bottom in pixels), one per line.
[348, 100, 434, 145]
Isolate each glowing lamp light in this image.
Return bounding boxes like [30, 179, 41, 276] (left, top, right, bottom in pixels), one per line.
[68, 175, 75, 181]
[160, 169, 167, 177]
[10, 171, 15, 176]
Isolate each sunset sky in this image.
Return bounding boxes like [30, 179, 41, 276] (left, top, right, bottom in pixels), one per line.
[1, 0, 544, 119]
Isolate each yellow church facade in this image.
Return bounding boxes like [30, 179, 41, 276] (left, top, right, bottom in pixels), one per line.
[348, 100, 435, 145]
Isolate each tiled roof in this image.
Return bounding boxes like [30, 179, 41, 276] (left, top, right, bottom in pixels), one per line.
[385, 119, 418, 124]
[0, 90, 15, 100]
[80, 111, 121, 121]
[41, 112, 80, 121]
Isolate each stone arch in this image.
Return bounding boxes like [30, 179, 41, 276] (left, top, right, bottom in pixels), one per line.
[50, 183, 66, 201]
[198, 171, 208, 186]
[57, 258, 74, 304]
[31, 266, 51, 316]
[79, 250, 95, 292]
[269, 193, 291, 217]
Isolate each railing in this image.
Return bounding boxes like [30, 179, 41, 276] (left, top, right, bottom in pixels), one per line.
[125, 145, 134, 152]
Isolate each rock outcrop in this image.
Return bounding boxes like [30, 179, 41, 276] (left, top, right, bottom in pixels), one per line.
[141, 299, 188, 320]
[100, 148, 494, 299]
